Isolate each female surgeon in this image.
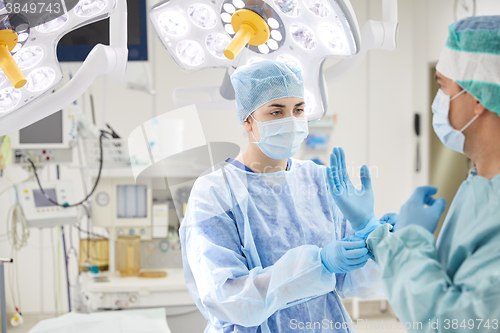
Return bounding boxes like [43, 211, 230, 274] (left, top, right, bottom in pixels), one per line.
[180, 60, 389, 333]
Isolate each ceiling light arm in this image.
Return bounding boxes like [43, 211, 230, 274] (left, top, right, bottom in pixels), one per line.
[0, 0, 128, 135]
[324, 0, 398, 82]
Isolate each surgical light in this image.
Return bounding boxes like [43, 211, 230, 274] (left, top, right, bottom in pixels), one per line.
[35, 14, 68, 33]
[320, 24, 347, 54]
[177, 40, 206, 66]
[25, 67, 56, 92]
[188, 3, 218, 29]
[206, 33, 231, 58]
[75, 0, 108, 17]
[150, 0, 399, 121]
[0, 0, 129, 135]
[274, 0, 301, 17]
[303, 0, 330, 17]
[13, 46, 44, 70]
[0, 88, 21, 113]
[290, 22, 317, 50]
[158, 11, 188, 37]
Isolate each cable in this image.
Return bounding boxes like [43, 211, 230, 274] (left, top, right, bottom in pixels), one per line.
[7, 186, 30, 251]
[27, 131, 107, 208]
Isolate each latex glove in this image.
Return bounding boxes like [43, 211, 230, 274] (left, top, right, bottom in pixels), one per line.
[354, 213, 399, 240]
[393, 186, 446, 233]
[327, 147, 376, 231]
[320, 238, 372, 274]
[380, 213, 399, 227]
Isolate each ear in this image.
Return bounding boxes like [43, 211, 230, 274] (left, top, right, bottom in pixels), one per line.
[242, 118, 253, 133]
[474, 99, 487, 116]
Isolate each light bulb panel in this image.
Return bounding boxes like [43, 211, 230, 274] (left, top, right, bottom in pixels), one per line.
[150, 0, 360, 121]
[0, 0, 117, 118]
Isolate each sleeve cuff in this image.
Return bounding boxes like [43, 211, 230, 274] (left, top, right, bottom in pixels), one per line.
[354, 217, 383, 239]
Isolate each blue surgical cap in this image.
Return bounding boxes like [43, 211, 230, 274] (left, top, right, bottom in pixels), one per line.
[436, 16, 500, 117]
[230, 60, 304, 125]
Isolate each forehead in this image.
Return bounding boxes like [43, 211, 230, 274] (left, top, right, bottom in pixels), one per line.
[261, 97, 305, 106]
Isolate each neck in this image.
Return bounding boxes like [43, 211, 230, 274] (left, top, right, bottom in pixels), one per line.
[238, 144, 288, 173]
[467, 117, 500, 179]
[471, 142, 500, 179]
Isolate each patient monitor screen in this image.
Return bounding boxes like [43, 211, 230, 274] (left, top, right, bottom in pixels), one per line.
[33, 189, 57, 208]
[19, 111, 63, 144]
[117, 185, 147, 218]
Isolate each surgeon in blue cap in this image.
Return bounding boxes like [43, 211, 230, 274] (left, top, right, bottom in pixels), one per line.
[180, 60, 392, 333]
[329, 16, 500, 331]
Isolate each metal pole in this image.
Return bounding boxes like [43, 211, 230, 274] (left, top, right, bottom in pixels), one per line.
[61, 227, 72, 312]
[0, 258, 13, 333]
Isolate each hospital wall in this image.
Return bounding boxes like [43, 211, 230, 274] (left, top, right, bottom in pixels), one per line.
[1, 0, 500, 315]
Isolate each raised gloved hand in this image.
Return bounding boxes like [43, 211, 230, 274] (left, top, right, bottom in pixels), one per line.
[320, 237, 372, 274]
[393, 186, 446, 233]
[327, 147, 376, 231]
[380, 213, 399, 227]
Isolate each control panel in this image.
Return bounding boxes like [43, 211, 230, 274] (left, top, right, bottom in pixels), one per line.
[17, 180, 78, 228]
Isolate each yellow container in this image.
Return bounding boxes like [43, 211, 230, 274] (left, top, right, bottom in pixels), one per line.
[79, 238, 109, 273]
[116, 235, 141, 277]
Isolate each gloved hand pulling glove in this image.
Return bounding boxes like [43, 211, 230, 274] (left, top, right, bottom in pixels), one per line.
[320, 236, 372, 274]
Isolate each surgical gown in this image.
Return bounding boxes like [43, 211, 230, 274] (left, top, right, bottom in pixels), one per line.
[180, 159, 384, 333]
[367, 169, 500, 332]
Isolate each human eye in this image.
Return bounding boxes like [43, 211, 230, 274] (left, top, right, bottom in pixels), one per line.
[270, 110, 282, 116]
[294, 108, 304, 114]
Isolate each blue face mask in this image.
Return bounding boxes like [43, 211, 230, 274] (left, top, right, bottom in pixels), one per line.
[432, 89, 480, 154]
[250, 115, 309, 160]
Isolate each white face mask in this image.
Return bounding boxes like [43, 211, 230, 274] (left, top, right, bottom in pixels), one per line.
[432, 89, 480, 154]
[250, 115, 309, 160]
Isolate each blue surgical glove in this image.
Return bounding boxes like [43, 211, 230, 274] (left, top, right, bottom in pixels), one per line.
[380, 213, 399, 227]
[393, 186, 446, 233]
[354, 213, 399, 239]
[326, 147, 376, 231]
[320, 237, 372, 274]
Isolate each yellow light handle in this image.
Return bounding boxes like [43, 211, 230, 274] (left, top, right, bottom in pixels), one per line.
[224, 23, 256, 60]
[0, 43, 26, 89]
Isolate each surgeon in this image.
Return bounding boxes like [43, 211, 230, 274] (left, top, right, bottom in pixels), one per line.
[328, 16, 500, 331]
[180, 60, 391, 333]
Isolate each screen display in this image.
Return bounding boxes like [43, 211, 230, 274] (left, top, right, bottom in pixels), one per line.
[19, 111, 63, 144]
[57, 0, 147, 61]
[116, 185, 147, 218]
[33, 189, 57, 208]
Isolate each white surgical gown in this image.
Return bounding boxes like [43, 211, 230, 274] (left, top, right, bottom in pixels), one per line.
[367, 169, 500, 332]
[180, 159, 384, 333]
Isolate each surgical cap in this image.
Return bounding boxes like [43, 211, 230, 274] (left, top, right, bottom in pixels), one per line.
[436, 16, 500, 117]
[230, 60, 304, 125]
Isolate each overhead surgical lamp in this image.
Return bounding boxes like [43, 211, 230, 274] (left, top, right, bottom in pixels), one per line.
[0, 0, 128, 135]
[150, 0, 398, 121]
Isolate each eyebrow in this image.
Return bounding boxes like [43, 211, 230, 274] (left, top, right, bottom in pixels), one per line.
[267, 102, 305, 108]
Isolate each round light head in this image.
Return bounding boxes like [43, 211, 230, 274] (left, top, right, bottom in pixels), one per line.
[158, 11, 188, 37]
[36, 14, 69, 33]
[188, 3, 217, 29]
[75, 0, 107, 17]
[274, 0, 301, 17]
[206, 33, 231, 58]
[320, 24, 346, 53]
[176, 40, 205, 66]
[303, 0, 330, 17]
[290, 22, 317, 50]
[14, 46, 44, 70]
[26, 67, 56, 92]
[0, 87, 22, 113]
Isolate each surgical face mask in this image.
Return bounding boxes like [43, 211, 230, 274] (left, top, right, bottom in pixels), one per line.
[432, 89, 480, 154]
[250, 115, 309, 160]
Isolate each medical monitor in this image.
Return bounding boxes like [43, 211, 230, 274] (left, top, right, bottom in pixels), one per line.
[10, 109, 75, 150]
[57, 0, 148, 62]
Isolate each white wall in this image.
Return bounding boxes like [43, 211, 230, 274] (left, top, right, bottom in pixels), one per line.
[2, 0, 500, 316]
